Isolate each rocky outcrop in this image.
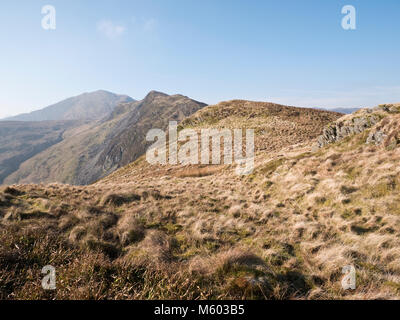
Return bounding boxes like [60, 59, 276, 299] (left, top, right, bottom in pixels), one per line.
[379, 104, 400, 114]
[316, 104, 400, 148]
[316, 110, 381, 147]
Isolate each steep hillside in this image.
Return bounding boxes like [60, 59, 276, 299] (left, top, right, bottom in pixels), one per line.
[4, 91, 206, 185]
[2, 90, 133, 122]
[94, 91, 207, 177]
[0, 121, 83, 184]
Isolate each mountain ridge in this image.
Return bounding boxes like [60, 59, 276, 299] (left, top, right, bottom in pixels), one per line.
[3, 91, 207, 185]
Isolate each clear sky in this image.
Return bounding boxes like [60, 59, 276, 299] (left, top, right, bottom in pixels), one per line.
[0, 0, 399, 118]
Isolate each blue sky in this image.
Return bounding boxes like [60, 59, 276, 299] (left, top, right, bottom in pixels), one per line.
[0, 0, 399, 118]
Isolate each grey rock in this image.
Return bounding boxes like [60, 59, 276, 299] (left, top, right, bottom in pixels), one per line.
[316, 114, 381, 148]
[367, 130, 386, 145]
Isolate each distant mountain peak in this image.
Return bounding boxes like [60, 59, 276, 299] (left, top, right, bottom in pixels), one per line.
[3, 90, 134, 122]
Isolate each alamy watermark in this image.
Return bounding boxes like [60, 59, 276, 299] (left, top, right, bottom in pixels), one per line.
[341, 5, 356, 30]
[341, 265, 356, 290]
[40, 5, 355, 32]
[146, 121, 254, 175]
[41, 265, 56, 290]
[41, 5, 56, 30]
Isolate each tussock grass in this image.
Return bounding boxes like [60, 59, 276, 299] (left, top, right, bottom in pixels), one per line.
[100, 192, 141, 206]
[176, 166, 223, 178]
[2, 105, 400, 300]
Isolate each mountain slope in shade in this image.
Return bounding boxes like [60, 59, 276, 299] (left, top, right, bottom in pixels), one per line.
[94, 91, 207, 178]
[4, 91, 206, 185]
[0, 120, 83, 184]
[3, 90, 134, 121]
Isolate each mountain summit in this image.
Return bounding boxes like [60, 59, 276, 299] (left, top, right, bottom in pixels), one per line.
[3, 90, 134, 121]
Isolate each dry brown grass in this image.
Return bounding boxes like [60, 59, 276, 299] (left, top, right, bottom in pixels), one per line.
[176, 165, 224, 178]
[1, 104, 400, 300]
